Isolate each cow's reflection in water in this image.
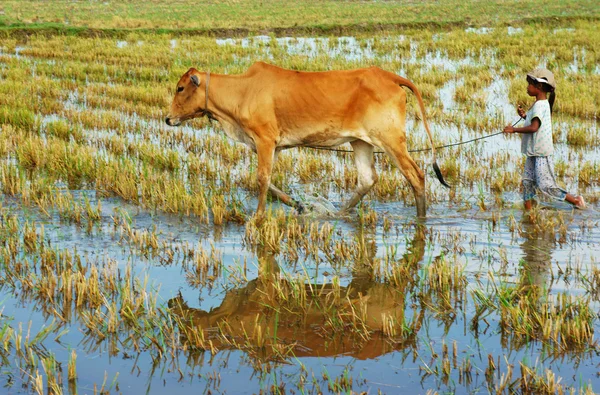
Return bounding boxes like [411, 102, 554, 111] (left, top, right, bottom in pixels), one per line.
[169, 227, 427, 360]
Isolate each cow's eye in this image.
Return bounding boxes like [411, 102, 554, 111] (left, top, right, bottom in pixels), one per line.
[177, 86, 184, 93]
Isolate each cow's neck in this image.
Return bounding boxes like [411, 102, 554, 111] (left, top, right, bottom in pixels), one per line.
[202, 73, 257, 149]
[204, 73, 247, 125]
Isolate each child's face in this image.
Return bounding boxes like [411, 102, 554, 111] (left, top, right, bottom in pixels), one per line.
[526, 81, 542, 96]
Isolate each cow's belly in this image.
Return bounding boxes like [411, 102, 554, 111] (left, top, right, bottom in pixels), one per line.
[279, 130, 361, 148]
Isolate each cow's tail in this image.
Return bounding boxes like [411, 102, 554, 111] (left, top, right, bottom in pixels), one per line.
[394, 75, 450, 188]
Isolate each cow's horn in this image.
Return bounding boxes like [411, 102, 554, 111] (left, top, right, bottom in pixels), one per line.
[190, 75, 200, 87]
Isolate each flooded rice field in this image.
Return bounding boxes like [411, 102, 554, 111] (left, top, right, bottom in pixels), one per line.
[0, 22, 599, 393]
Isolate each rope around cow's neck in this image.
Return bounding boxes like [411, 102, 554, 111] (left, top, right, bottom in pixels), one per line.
[308, 117, 524, 154]
[205, 71, 210, 111]
[204, 71, 218, 124]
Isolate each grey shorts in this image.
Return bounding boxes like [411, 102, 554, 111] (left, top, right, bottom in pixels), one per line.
[522, 156, 567, 201]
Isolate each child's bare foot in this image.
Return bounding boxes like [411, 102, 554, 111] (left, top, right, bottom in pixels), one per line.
[565, 194, 586, 209]
[574, 195, 586, 210]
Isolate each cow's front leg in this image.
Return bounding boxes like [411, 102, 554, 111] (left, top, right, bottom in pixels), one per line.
[269, 184, 305, 213]
[256, 141, 276, 218]
[267, 150, 305, 213]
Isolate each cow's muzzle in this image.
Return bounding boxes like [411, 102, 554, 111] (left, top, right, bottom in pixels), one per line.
[165, 117, 181, 127]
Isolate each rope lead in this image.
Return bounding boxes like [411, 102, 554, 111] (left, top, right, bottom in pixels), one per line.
[309, 117, 524, 155]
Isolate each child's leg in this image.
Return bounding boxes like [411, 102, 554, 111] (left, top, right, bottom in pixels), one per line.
[524, 199, 535, 210]
[536, 157, 584, 207]
[522, 157, 536, 209]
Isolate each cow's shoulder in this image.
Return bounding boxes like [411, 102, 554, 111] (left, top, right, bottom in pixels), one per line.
[246, 61, 280, 74]
[246, 62, 303, 79]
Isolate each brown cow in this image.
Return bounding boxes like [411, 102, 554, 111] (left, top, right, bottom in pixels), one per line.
[165, 62, 448, 217]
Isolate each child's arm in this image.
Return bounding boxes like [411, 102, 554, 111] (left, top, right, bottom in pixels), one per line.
[504, 118, 540, 134]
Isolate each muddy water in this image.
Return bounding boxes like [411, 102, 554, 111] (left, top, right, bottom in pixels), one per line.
[1, 36, 599, 393]
[2, 188, 599, 393]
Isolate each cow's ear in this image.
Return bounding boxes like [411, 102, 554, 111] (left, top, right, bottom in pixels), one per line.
[190, 75, 200, 87]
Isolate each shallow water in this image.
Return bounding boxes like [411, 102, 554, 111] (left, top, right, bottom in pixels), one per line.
[1, 30, 599, 394]
[1, 185, 599, 393]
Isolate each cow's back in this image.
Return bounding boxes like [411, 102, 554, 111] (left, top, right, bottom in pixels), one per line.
[246, 62, 399, 104]
[243, 62, 405, 141]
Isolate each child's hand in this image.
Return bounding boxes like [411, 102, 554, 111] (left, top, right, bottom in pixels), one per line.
[503, 125, 514, 134]
[517, 105, 526, 119]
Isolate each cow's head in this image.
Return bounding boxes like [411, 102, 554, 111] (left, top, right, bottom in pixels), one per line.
[165, 68, 205, 126]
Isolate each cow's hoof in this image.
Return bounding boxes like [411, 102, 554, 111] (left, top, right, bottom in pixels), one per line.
[295, 202, 306, 214]
[335, 209, 355, 219]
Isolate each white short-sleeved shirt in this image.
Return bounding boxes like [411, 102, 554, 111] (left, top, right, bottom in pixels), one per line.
[521, 100, 553, 156]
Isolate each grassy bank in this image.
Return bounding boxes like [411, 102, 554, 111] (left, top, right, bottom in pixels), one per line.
[1, 0, 599, 37]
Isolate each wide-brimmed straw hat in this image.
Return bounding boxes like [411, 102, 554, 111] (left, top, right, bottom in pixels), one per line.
[527, 68, 556, 90]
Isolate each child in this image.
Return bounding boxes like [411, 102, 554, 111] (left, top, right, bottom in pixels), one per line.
[503, 68, 585, 210]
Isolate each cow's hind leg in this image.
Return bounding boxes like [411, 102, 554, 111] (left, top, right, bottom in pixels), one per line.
[383, 141, 426, 217]
[340, 140, 377, 212]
